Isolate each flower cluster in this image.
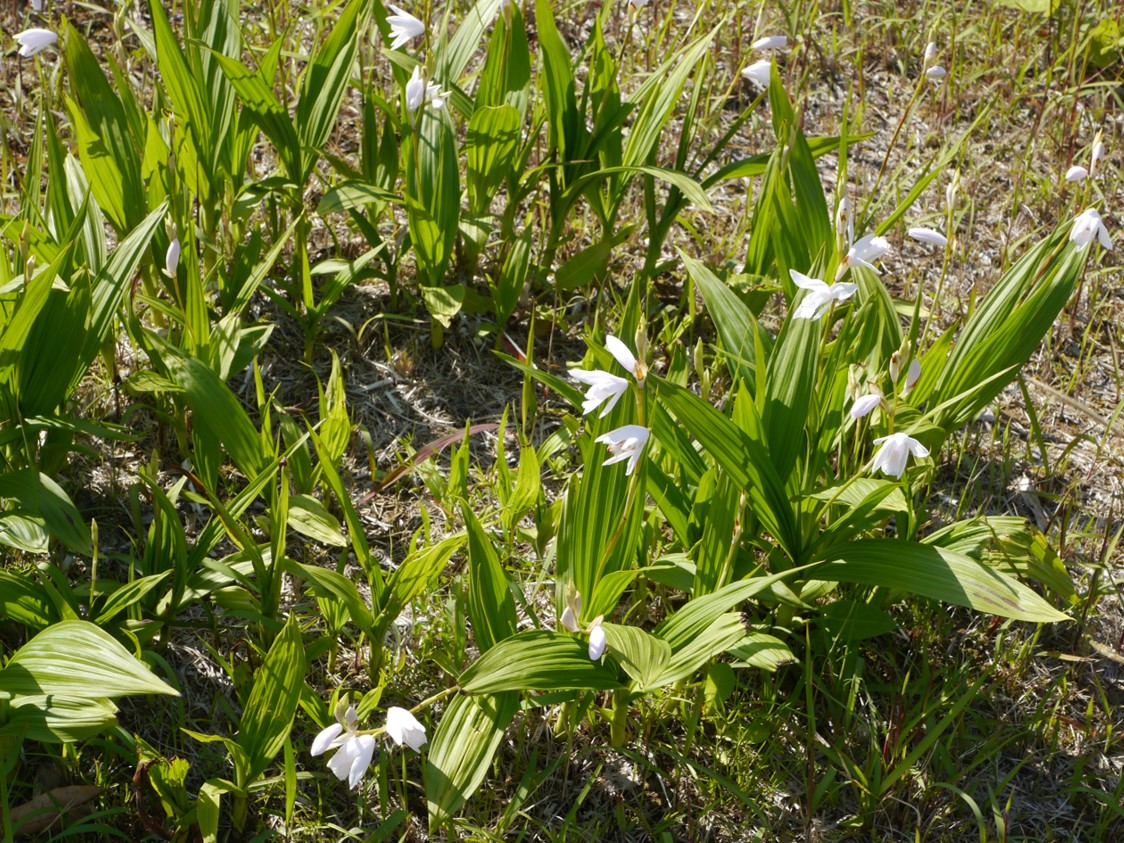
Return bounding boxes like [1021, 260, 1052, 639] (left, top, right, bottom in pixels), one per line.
[311, 702, 427, 789]
[569, 335, 650, 476]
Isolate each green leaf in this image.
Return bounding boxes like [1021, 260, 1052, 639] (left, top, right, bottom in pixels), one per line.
[655, 613, 747, 686]
[601, 623, 671, 691]
[3, 695, 120, 744]
[463, 505, 519, 653]
[1, 620, 178, 698]
[295, 0, 368, 182]
[652, 378, 799, 559]
[727, 632, 798, 670]
[466, 104, 520, 214]
[238, 615, 307, 781]
[0, 470, 91, 554]
[459, 630, 624, 693]
[814, 539, 1070, 623]
[287, 494, 347, 547]
[408, 107, 460, 289]
[425, 692, 518, 830]
[285, 559, 374, 633]
[161, 346, 268, 480]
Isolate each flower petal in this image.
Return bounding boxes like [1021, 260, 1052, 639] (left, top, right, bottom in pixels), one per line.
[588, 624, 607, 660]
[311, 723, 343, 757]
[604, 335, 638, 377]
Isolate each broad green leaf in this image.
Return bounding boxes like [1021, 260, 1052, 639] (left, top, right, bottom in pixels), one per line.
[727, 632, 799, 670]
[285, 559, 374, 633]
[601, 623, 671, 691]
[463, 505, 519, 653]
[161, 346, 267, 480]
[238, 616, 307, 780]
[379, 534, 464, 621]
[459, 630, 623, 693]
[656, 567, 807, 650]
[0, 470, 91, 554]
[654, 613, 747, 686]
[3, 695, 120, 744]
[2, 620, 178, 698]
[683, 252, 764, 388]
[408, 106, 460, 289]
[814, 539, 1070, 623]
[466, 104, 520, 214]
[426, 691, 518, 830]
[287, 494, 347, 547]
[295, 0, 368, 181]
[652, 378, 799, 559]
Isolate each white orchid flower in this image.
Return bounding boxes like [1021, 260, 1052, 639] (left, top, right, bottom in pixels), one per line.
[752, 35, 788, 50]
[924, 41, 937, 63]
[741, 59, 772, 88]
[1070, 208, 1112, 251]
[32, 0, 45, 12]
[850, 392, 882, 419]
[587, 618, 607, 661]
[569, 334, 647, 418]
[871, 432, 930, 478]
[908, 227, 948, 248]
[386, 5, 425, 50]
[1065, 165, 1088, 183]
[836, 234, 891, 280]
[595, 425, 649, 476]
[559, 604, 580, 633]
[164, 237, 181, 278]
[903, 358, 922, 394]
[789, 269, 857, 320]
[569, 369, 629, 417]
[1091, 140, 1106, 175]
[925, 65, 947, 81]
[15, 27, 56, 57]
[311, 705, 377, 789]
[385, 706, 427, 752]
[405, 66, 445, 114]
[836, 196, 855, 248]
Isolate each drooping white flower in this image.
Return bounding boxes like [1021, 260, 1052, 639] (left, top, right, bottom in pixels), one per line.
[405, 66, 445, 114]
[569, 369, 628, 418]
[923, 41, 937, 63]
[871, 432, 930, 478]
[850, 392, 882, 419]
[945, 171, 960, 210]
[741, 59, 772, 88]
[15, 27, 56, 57]
[1065, 165, 1088, 183]
[31, 0, 45, 12]
[629, 0, 651, 6]
[1070, 208, 1112, 251]
[1091, 141, 1106, 175]
[836, 234, 892, 280]
[605, 334, 646, 382]
[568, 334, 645, 418]
[925, 65, 947, 81]
[903, 358, 922, 394]
[595, 424, 649, 476]
[751, 35, 788, 50]
[836, 196, 854, 247]
[386, 5, 425, 50]
[327, 734, 376, 788]
[164, 237, 181, 278]
[588, 620, 607, 661]
[789, 269, 857, 320]
[385, 706, 427, 752]
[907, 227, 948, 248]
[312, 705, 376, 789]
[559, 605, 580, 633]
